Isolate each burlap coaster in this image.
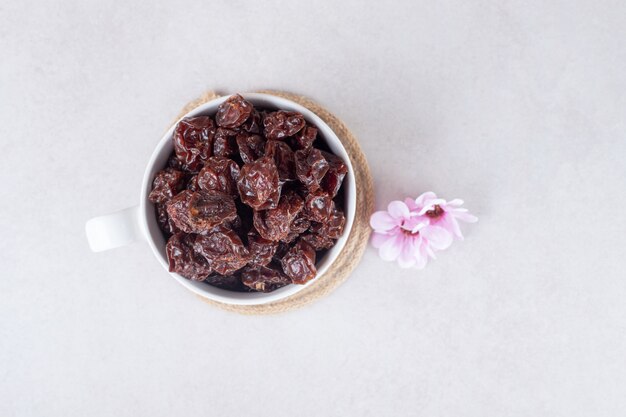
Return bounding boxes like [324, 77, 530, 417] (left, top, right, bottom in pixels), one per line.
[171, 90, 374, 314]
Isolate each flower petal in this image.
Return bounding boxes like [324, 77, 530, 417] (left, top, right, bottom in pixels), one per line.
[371, 231, 394, 248]
[404, 198, 420, 213]
[370, 211, 397, 231]
[421, 225, 453, 250]
[447, 199, 464, 206]
[397, 237, 417, 268]
[453, 211, 478, 223]
[415, 239, 429, 269]
[440, 214, 463, 240]
[378, 232, 404, 261]
[415, 191, 437, 207]
[387, 201, 410, 219]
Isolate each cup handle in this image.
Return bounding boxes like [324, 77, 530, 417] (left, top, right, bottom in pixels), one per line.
[85, 206, 145, 252]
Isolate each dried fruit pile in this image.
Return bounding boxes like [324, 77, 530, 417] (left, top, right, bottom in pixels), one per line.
[149, 94, 348, 293]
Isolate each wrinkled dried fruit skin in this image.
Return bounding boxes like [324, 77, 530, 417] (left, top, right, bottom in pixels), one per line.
[247, 232, 278, 266]
[301, 232, 334, 250]
[205, 273, 248, 291]
[273, 241, 290, 263]
[216, 94, 253, 128]
[154, 96, 350, 291]
[253, 191, 303, 241]
[193, 228, 250, 275]
[156, 203, 173, 236]
[166, 190, 237, 234]
[320, 151, 348, 197]
[265, 140, 296, 182]
[186, 175, 198, 191]
[237, 156, 281, 210]
[241, 265, 291, 292]
[196, 157, 241, 197]
[295, 148, 329, 192]
[281, 240, 317, 284]
[173, 117, 215, 172]
[282, 213, 311, 243]
[213, 128, 238, 158]
[241, 110, 262, 133]
[149, 168, 186, 203]
[236, 133, 265, 164]
[263, 110, 306, 140]
[166, 233, 212, 281]
[292, 125, 317, 149]
[303, 190, 334, 222]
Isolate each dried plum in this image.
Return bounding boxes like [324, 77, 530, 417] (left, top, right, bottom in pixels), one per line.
[320, 151, 348, 197]
[216, 94, 253, 128]
[193, 227, 250, 275]
[237, 156, 281, 210]
[265, 140, 296, 182]
[281, 239, 316, 284]
[205, 273, 248, 291]
[166, 233, 212, 281]
[247, 231, 279, 266]
[292, 125, 317, 149]
[166, 190, 237, 234]
[196, 157, 240, 197]
[295, 147, 329, 192]
[172, 116, 215, 172]
[153, 95, 350, 292]
[236, 133, 265, 164]
[149, 168, 185, 203]
[213, 128, 238, 158]
[253, 191, 303, 241]
[303, 190, 334, 223]
[241, 265, 291, 292]
[263, 110, 306, 140]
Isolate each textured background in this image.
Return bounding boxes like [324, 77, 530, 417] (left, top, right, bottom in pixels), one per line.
[2, 1, 626, 416]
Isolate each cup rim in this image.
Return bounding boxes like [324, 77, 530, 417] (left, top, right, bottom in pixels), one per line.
[139, 93, 356, 305]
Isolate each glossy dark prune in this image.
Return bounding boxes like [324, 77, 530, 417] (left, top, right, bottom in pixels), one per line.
[236, 133, 265, 164]
[166, 190, 237, 234]
[292, 125, 317, 149]
[300, 232, 334, 250]
[253, 191, 303, 241]
[282, 213, 311, 243]
[172, 116, 215, 172]
[216, 94, 253, 128]
[155, 95, 350, 291]
[156, 203, 174, 236]
[303, 190, 334, 223]
[237, 156, 281, 210]
[166, 233, 212, 281]
[149, 168, 186, 203]
[205, 273, 248, 292]
[247, 231, 278, 266]
[193, 228, 250, 275]
[263, 110, 306, 140]
[213, 128, 238, 158]
[313, 209, 346, 239]
[241, 265, 292, 292]
[294, 147, 329, 192]
[265, 140, 296, 182]
[281, 239, 316, 284]
[241, 110, 262, 134]
[320, 151, 348, 197]
[196, 157, 241, 197]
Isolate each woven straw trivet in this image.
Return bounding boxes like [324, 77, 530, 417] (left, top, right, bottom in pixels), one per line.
[170, 90, 374, 314]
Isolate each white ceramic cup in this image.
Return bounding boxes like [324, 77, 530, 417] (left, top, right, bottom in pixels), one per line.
[85, 93, 356, 305]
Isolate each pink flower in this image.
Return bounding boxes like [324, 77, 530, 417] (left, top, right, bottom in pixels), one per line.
[407, 192, 478, 240]
[369, 192, 477, 269]
[370, 201, 453, 269]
